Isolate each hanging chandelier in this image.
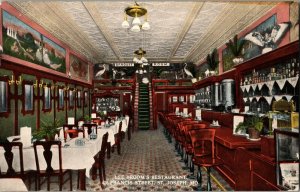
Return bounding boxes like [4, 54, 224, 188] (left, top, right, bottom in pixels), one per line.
[122, 2, 150, 32]
[133, 48, 148, 64]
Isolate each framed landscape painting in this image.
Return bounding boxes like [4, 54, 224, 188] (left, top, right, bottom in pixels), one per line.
[2, 11, 66, 73]
[70, 54, 89, 82]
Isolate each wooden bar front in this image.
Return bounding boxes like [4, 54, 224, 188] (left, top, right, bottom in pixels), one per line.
[214, 128, 261, 189]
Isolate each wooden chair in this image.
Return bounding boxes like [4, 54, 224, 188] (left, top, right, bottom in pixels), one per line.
[183, 123, 207, 178]
[91, 132, 109, 189]
[114, 121, 122, 155]
[0, 141, 34, 190]
[82, 123, 98, 137]
[33, 140, 72, 191]
[63, 124, 79, 142]
[92, 118, 103, 126]
[190, 129, 223, 191]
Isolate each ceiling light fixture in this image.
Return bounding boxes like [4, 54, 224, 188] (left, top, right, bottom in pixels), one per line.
[122, 2, 150, 32]
[133, 48, 149, 84]
[133, 48, 148, 64]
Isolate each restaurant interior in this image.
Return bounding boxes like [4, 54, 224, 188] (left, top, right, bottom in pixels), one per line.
[0, 0, 299, 191]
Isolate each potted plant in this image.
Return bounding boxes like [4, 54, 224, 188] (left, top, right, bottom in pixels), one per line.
[32, 119, 61, 141]
[84, 115, 92, 123]
[226, 34, 245, 65]
[235, 115, 264, 139]
[206, 48, 219, 75]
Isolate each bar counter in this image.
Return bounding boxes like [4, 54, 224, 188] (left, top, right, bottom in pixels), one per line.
[214, 127, 261, 149]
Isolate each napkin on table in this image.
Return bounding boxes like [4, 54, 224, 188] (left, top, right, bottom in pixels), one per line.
[20, 126, 32, 148]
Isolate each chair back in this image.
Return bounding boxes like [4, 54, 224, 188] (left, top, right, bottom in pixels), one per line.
[33, 140, 62, 174]
[189, 129, 216, 158]
[92, 119, 102, 125]
[100, 133, 109, 157]
[82, 123, 98, 137]
[0, 141, 24, 177]
[193, 123, 207, 129]
[63, 124, 79, 141]
[118, 121, 122, 134]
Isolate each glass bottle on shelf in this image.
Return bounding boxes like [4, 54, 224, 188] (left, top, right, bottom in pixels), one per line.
[295, 60, 299, 77]
[286, 63, 291, 78]
[248, 76, 252, 84]
[244, 77, 248, 85]
[291, 59, 295, 77]
[270, 67, 275, 80]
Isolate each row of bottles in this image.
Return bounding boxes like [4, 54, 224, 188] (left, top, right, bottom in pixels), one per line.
[195, 79, 235, 111]
[241, 56, 299, 86]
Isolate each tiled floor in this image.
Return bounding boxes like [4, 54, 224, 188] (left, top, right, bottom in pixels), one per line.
[35, 121, 232, 191]
[87, 121, 232, 191]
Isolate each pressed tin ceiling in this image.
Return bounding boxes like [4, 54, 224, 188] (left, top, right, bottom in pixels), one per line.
[8, 1, 279, 65]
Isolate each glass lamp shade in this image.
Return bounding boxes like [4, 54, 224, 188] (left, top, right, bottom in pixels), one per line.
[141, 57, 148, 63]
[139, 69, 143, 74]
[122, 20, 130, 28]
[142, 77, 149, 84]
[142, 21, 150, 30]
[143, 70, 147, 73]
[133, 57, 139, 63]
[131, 24, 140, 32]
[132, 17, 141, 25]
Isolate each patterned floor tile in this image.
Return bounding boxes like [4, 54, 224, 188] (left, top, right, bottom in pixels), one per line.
[34, 122, 232, 191]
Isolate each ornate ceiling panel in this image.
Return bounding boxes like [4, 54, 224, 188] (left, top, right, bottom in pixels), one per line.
[8, 1, 278, 65]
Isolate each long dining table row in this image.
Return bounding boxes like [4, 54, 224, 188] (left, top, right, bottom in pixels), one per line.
[0, 116, 130, 191]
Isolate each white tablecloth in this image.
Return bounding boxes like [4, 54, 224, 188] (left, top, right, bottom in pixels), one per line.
[97, 128, 115, 146]
[0, 136, 103, 178]
[0, 178, 28, 191]
[97, 118, 128, 143]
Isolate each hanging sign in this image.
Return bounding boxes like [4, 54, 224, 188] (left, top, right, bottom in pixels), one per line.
[152, 63, 170, 66]
[113, 63, 135, 67]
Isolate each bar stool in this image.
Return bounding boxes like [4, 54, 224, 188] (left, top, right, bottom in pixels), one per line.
[183, 123, 207, 178]
[190, 129, 223, 191]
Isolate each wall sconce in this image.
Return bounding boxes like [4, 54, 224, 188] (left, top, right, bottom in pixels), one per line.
[39, 80, 44, 88]
[33, 80, 38, 88]
[34, 80, 46, 89]
[64, 86, 69, 91]
[8, 75, 22, 85]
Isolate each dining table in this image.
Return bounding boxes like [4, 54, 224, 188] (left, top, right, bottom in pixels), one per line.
[1, 134, 103, 190]
[0, 178, 28, 191]
[0, 118, 129, 190]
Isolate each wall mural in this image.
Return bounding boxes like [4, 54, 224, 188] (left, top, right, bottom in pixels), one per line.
[222, 14, 290, 72]
[154, 63, 195, 80]
[70, 54, 89, 82]
[195, 62, 209, 80]
[93, 63, 195, 81]
[222, 47, 235, 72]
[2, 11, 66, 73]
[243, 14, 277, 60]
[94, 64, 110, 80]
[112, 64, 136, 80]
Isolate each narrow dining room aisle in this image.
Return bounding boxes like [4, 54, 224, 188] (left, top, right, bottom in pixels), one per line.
[86, 121, 232, 191]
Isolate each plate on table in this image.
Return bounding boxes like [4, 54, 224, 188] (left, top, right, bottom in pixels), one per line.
[246, 136, 261, 141]
[7, 135, 21, 142]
